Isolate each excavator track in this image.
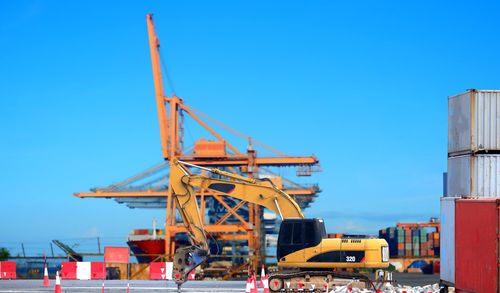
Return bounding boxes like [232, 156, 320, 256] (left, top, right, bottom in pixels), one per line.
[268, 271, 375, 292]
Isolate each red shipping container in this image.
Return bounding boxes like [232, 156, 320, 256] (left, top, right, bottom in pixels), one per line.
[91, 262, 104, 280]
[150, 262, 167, 280]
[134, 229, 149, 235]
[456, 199, 499, 293]
[61, 262, 77, 280]
[0, 261, 16, 279]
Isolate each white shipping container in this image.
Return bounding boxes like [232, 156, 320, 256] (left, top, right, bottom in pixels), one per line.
[440, 197, 456, 284]
[448, 89, 500, 154]
[448, 154, 500, 197]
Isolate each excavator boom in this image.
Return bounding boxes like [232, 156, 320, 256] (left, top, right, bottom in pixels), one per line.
[169, 159, 305, 286]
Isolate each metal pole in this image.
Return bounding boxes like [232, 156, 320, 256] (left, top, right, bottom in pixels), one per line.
[97, 237, 101, 254]
[21, 243, 26, 257]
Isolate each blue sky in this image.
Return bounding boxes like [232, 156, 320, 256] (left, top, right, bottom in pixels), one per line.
[1, 0, 499, 256]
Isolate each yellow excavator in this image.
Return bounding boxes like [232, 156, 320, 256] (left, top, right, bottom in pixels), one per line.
[170, 159, 389, 292]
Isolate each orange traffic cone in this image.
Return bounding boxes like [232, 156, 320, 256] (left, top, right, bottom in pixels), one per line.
[259, 264, 266, 287]
[251, 274, 258, 293]
[245, 276, 252, 293]
[262, 275, 270, 293]
[54, 271, 61, 293]
[43, 263, 50, 287]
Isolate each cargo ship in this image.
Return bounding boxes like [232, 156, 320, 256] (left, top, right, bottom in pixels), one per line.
[127, 228, 190, 263]
[126, 229, 165, 263]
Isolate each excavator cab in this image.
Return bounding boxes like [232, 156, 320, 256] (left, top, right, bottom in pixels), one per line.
[277, 218, 389, 269]
[277, 218, 326, 261]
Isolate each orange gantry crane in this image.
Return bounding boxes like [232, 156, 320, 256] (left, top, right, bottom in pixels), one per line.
[74, 14, 321, 271]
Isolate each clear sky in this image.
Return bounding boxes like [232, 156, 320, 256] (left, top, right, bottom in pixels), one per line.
[1, 0, 499, 256]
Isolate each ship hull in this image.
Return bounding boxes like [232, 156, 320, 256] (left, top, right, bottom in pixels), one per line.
[127, 239, 165, 263]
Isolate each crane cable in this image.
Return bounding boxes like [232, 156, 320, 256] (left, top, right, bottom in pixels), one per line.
[158, 44, 177, 95]
[184, 103, 290, 157]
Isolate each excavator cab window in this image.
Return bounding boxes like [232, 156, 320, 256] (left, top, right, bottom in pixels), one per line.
[277, 218, 325, 261]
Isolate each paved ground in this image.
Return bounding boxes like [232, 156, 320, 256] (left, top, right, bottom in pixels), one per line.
[0, 280, 246, 292]
[0, 274, 440, 292]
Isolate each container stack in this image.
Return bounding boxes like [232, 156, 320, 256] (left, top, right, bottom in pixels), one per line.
[129, 229, 165, 236]
[448, 89, 500, 197]
[379, 227, 439, 258]
[442, 89, 500, 292]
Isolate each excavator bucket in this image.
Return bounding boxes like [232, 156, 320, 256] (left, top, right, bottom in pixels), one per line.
[173, 245, 208, 286]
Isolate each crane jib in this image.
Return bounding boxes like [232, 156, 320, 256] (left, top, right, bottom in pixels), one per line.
[207, 183, 236, 194]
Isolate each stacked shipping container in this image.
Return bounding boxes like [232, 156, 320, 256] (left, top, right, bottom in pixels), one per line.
[379, 227, 439, 258]
[448, 90, 500, 197]
[443, 89, 500, 292]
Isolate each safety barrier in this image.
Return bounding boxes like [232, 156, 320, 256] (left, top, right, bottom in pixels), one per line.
[3, 260, 196, 281]
[0, 261, 16, 279]
[149, 262, 173, 280]
[61, 262, 104, 280]
[61, 261, 180, 280]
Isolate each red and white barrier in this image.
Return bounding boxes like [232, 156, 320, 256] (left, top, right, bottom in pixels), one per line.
[188, 270, 196, 280]
[62, 262, 104, 280]
[149, 262, 173, 280]
[61, 262, 77, 280]
[0, 261, 16, 280]
[76, 262, 91, 280]
[91, 262, 104, 280]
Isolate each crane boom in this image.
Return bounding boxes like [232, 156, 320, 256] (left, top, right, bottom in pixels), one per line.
[146, 14, 170, 159]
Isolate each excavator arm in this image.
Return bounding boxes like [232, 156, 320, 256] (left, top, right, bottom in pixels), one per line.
[169, 159, 304, 287]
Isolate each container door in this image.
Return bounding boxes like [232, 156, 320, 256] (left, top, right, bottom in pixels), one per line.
[440, 197, 456, 284]
[448, 90, 472, 154]
[456, 199, 499, 293]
